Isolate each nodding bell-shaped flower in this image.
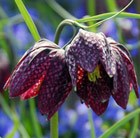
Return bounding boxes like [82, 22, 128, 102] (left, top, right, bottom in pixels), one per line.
[4, 39, 72, 119]
[4, 29, 139, 119]
[65, 29, 139, 115]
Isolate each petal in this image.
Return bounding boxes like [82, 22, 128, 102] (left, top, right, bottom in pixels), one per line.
[76, 66, 111, 115]
[38, 50, 72, 120]
[65, 45, 78, 86]
[112, 44, 139, 98]
[6, 39, 60, 97]
[4, 39, 58, 90]
[107, 37, 132, 60]
[20, 71, 46, 99]
[9, 51, 52, 97]
[66, 29, 99, 73]
[65, 29, 116, 85]
[111, 49, 130, 109]
[89, 100, 109, 115]
[86, 82, 110, 115]
[97, 33, 116, 77]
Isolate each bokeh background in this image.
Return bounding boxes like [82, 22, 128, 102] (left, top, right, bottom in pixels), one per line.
[0, 0, 140, 138]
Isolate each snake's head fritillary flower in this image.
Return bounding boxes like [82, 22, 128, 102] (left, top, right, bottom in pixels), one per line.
[4, 39, 72, 119]
[65, 29, 139, 115]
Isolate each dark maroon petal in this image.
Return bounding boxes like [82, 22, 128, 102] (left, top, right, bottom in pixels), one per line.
[111, 49, 130, 109]
[65, 45, 78, 86]
[112, 44, 139, 98]
[4, 39, 59, 90]
[65, 29, 99, 73]
[96, 33, 116, 77]
[89, 100, 109, 115]
[20, 72, 46, 99]
[65, 29, 116, 87]
[9, 51, 52, 97]
[21, 39, 59, 60]
[76, 67, 86, 99]
[38, 50, 72, 120]
[65, 30, 100, 86]
[6, 39, 60, 97]
[86, 81, 110, 115]
[115, 44, 132, 60]
[107, 37, 132, 60]
[76, 66, 111, 115]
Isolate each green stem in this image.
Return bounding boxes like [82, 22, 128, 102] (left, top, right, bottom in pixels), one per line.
[54, 19, 74, 44]
[29, 99, 42, 138]
[76, 12, 140, 23]
[86, 0, 133, 29]
[100, 109, 140, 138]
[54, 19, 85, 46]
[88, 110, 96, 138]
[105, 0, 124, 43]
[50, 113, 58, 138]
[50, 19, 73, 138]
[105, 0, 117, 12]
[51, 18, 80, 138]
[87, 0, 95, 16]
[51, 18, 78, 138]
[87, 0, 96, 31]
[87, 1, 96, 137]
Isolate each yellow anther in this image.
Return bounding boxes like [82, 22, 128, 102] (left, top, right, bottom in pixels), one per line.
[88, 65, 101, 82]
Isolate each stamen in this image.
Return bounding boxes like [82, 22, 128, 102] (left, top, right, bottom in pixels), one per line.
[88, 65, 101, 82]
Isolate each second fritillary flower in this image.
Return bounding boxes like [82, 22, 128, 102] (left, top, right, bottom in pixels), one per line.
[65, 29, 139, 115]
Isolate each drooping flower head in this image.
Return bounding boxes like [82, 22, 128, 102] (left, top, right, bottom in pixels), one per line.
[65, 29, 139, 115]
[4, 29, 139, 119]
[4, 39, 72, 119]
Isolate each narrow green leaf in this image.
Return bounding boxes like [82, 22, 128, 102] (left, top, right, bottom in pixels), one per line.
[5, 112, 19, 138]
[18, 124, 30, 138]
[0, 95, 30, 138]
[15, 0, 40, 41]
[100, 109, 140, 138]
[46, 0, 76, 20]
[129, 115, 139, 138]
[14, 1, 43, 137]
